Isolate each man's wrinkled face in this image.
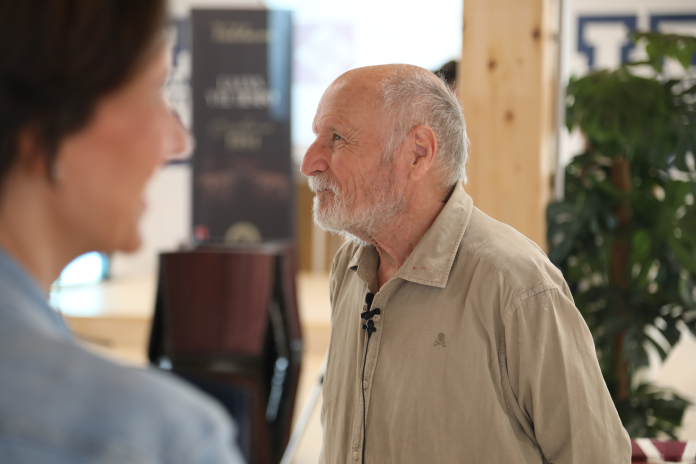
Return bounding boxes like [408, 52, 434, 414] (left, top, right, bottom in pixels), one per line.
[300, 77, 406, 242]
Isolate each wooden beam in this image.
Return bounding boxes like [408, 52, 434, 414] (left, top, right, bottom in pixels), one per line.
[295, 179, 314, 272]
[458, 0, 559, 249]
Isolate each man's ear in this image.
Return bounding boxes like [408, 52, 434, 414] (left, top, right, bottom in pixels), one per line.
[408, 125, 437, 181]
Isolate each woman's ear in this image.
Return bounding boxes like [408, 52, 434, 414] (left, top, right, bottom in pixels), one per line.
[408, 125, 437, 181]
[15, 128, 51, 179]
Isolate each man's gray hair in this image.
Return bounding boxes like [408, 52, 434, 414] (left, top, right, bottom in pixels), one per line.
[380, 66, 469, 186]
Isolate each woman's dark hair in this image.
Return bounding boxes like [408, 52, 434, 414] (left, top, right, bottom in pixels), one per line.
[0, 0, 167, 183]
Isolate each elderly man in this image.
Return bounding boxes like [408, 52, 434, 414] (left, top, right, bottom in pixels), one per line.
[300, 64, 630, 464]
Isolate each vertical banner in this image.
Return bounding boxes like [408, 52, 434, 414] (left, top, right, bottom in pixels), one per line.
[191, 10, 293, 245]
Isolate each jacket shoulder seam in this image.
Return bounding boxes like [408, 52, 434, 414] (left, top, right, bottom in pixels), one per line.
[502, 286, 564, 325]
[459, 245, 561, 322]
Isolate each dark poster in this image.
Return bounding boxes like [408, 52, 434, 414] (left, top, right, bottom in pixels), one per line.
[191, 10, 293, 244]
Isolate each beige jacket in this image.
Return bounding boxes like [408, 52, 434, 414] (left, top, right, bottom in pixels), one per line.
[320, 183, 630, 464]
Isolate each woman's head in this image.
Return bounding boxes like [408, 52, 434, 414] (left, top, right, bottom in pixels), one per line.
[0, 0, 187, 258]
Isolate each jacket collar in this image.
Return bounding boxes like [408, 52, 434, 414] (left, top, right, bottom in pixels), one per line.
[0, 247, 71, 339]
[348, 182, 474, 289]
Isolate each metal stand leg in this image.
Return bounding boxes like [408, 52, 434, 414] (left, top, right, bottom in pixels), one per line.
[280, 354, 328, 464]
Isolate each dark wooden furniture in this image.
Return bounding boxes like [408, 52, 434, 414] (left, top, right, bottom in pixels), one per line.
[148, 244, 302, 464]
[630, 439, 696, 462]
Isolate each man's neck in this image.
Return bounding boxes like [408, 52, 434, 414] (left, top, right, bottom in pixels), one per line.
[369, 185, 454, 289]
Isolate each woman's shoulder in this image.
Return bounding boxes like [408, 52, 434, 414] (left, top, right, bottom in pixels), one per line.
[0, 332, 237, 463]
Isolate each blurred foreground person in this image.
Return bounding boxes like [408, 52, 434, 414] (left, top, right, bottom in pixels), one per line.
[0, 1, 244, 462]
[301, 65, 631, 464]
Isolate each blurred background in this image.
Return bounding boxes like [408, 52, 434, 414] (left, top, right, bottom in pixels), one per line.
[48, 0, 696, 462]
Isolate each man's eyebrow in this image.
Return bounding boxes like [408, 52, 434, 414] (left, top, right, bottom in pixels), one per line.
[312, 118, 319, 135]
[311, 119, 342, 136]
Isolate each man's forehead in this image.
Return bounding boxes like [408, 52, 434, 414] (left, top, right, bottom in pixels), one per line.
[312, 78, 383, 133]
[329, 74, 383, 105]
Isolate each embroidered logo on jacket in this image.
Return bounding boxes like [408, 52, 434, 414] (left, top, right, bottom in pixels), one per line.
[434, 332, 447, 348]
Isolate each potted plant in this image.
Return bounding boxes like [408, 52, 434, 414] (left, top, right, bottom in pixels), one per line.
[547, 32, 696, 438]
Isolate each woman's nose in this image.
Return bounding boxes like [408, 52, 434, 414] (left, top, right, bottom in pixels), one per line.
[165, 110, 192, 163]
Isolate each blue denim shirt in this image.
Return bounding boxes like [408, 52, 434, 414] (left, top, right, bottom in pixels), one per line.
[0, 249, 245, 464]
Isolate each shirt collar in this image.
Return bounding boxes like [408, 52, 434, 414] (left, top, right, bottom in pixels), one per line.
[0, 247, 71, 339]
[348, 182, 474, 288]
[348, 244, 379, 286]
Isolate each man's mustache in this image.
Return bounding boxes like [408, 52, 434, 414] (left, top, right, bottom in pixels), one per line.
[308, 175, 340, 195]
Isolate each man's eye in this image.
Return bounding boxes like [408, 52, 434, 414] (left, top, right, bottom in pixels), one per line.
[333, 133, 342, 141]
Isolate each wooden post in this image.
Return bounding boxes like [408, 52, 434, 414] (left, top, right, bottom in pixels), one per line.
[458, 0, 559, 249]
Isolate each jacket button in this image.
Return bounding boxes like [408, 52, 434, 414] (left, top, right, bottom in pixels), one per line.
[353, 451, 360, 460]
[363, 380, 369, 389]
[373, 315, 380, 321]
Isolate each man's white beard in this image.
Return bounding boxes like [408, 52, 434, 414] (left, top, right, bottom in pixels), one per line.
[308, 168, 406, 247]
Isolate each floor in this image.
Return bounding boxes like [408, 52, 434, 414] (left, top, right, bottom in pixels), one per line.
[53, 271, 330, 464]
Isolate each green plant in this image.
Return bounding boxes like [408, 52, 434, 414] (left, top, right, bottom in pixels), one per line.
[547, 32, 696, 438]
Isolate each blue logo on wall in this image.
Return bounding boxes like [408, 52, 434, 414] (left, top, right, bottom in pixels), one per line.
[577, 13, 696, 70]
[578, 16, 637, 69]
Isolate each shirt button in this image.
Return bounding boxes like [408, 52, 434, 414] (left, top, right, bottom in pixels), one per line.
[353, 451, 360, 460]
[373, 315, 380, 321]
[363, 380, 369, 389]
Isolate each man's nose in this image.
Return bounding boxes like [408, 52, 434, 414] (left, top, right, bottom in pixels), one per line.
[300, 140, 329, 177]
